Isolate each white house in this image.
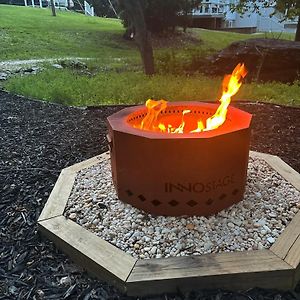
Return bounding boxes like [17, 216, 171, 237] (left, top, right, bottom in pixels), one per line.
[192, 0, 298, 33]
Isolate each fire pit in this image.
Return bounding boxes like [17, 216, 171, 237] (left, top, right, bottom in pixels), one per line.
[107, 64, 252, 216]
[107, 103, 251, 216]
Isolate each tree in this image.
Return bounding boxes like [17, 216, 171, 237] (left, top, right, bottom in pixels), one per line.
[119, 0, 155, 75]
[231, 0, 300, 42]
[143, 0, 201, 34]
[50, 0, 56, 16]
[119, 0, 201, 35]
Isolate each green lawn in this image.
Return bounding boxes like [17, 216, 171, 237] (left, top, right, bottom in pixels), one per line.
[5, 69, 300, 107]
[0, 4, 137, 62]
[1, 5, 299, 107]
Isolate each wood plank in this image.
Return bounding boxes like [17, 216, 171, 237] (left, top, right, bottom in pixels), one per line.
[270, 211, 300, 260]
[284, 234, 300, 288]
[126, 250, 293, 296]
[250, 151, 300, 190]
[38, 216, 137, 291]
[38, 169, 76, 221]
[285, 233, 300, 269]
[64, 152, 110, 173]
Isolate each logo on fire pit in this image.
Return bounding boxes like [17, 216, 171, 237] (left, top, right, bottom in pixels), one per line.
[165, 174, 235, 193]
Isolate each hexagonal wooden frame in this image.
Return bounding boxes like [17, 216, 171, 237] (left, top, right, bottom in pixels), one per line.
[38, 151, 300, 296]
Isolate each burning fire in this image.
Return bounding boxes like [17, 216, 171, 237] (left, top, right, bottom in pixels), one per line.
[139, 63, 247, 133]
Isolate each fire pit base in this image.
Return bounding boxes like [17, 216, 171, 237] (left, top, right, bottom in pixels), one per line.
[38, 151, 300, 296]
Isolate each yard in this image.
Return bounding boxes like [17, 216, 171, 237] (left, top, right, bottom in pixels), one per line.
[0, 5, 299, 106]
[1, 4, 300, 300]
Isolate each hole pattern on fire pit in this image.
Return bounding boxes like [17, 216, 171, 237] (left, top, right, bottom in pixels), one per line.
[138, 194, 146, 202]
[152, 199, 161, 206]
[126, 190, 133, 196]
[169, 200, 179, 207]
[127, 107, 218, 124]
[232, 189, 239, 195]
[126, 105, 235, 127]
[187, 200, 197, 207]
[206, 198, 214, 205]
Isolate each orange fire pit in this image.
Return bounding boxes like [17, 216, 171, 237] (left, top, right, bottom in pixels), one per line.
[107, 102, 252, 216]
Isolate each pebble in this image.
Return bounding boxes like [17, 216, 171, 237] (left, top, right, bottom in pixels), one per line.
[227, 222, 235, 228]
[150, 246, 157, 254]
[64, 157, 300, 260]
[186, 223, 195, 230]
[69, 213, 76, 220]
[59, 276, 72, 286]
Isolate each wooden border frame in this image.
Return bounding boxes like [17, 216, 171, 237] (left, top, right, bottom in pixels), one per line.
[38, 151, 300, 296]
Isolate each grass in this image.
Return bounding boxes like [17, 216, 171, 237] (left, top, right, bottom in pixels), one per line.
[5, 69, 300, 107]
[1, 5, 299, 107]
[0, 4, 137, 62]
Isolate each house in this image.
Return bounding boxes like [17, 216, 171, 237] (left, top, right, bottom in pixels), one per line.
[191, 0, 298, 33]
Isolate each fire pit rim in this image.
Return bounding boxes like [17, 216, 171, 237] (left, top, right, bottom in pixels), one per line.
[107, 101, 252, 139]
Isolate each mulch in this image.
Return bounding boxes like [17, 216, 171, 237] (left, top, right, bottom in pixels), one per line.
[0, 89, 300, 300]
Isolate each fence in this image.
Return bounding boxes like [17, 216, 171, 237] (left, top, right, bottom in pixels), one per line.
[84, 1, 94, 17]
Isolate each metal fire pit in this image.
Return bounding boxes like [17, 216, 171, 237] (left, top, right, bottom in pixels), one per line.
[107, 102, 252, 216]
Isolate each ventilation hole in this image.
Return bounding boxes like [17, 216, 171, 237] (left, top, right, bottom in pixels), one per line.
[169, 199, 179, 207]
[138, 194, 146, 202]
[219, 193, 227, 200]
[152, 199, 161, 207]
[206, 198, 214, 205]
[187, 200, 197, 207]
[126, 190, 133, 196]
[232, 189, 239, 195]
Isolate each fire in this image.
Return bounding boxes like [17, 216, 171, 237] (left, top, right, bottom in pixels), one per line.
[138, 63, 247, 133]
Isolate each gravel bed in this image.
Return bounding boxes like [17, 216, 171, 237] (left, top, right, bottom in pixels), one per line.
[65, 156, 300, 259]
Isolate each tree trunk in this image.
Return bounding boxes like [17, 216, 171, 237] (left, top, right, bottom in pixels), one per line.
[138, 30, 155, 75]
[50, 0, 56, 16]
[120, 0, 155, 75]
[295, 15, 300, 42]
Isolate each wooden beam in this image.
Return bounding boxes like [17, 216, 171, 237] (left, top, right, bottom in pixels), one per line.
[38, 169, 76, 221]
[250, 151, 300, 190]
[39, 216, 137, 291]
[126, 250, 293, 296]
[64, 152, 110, 173]
[284, 234, 300, 287]
[271, 211, 300, 260]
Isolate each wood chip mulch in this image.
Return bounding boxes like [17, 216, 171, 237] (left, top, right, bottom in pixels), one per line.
[0, 89, 300, 300]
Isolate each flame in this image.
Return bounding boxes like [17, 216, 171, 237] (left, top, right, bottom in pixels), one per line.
[138, 63, 247, 133]
[205, 63, 247, 131]
[140, 99, 167, 131]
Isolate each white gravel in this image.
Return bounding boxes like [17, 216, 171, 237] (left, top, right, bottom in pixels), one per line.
[64, 156, 300, 259]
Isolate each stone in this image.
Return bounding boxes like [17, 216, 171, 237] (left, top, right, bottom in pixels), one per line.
[227, 222, 235, 228]
[52, 63, 63, 69]
[60, 276, 72, 285]
[69, 213, 77, 220]
[186, 223, 195, 230]
[0, 72, 8, 80]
